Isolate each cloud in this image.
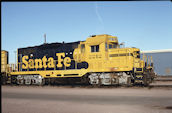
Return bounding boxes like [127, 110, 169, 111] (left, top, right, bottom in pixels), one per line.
[95, 2, 104, 25]
[94, 2, 104, 33]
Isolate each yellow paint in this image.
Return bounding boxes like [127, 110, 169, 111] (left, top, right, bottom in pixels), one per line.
[21, 52, 72, 70]
[22, 56, 29, 69]
[56, 53, 65, 67]
[35, 59, 43, 69]
[47, 57, 55, 68]
[42, 56, 48, 68]
[64, 57, 71, 67]
[28, 59, 34, 69]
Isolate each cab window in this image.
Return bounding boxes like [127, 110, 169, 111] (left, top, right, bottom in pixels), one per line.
[134, 51, 140, 58]
[109, 43, 117, 49]
[109, 44, 112, 49]
[91, 45, 99, 52]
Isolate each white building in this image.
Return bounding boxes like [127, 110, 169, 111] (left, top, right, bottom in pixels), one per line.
[141, 49, 172, 76]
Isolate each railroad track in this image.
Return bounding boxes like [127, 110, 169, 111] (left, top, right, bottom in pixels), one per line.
[2, 76, 172, 88]
[154, 76, 172, 81]
[149, 76, 172, 88]
[2, 84, 172, 89]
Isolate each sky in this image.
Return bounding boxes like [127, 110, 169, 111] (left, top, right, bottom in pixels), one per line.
[1, 1, 172, 64]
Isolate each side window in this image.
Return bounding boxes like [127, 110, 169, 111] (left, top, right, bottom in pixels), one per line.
[109, 43, 117, 49]
[81, 44, 85, 53]
[96, 45, 99, 52]
[136, 51, 140, 58]
[91, 46, 94, 52]
[113, 44, 117, 48]
[91, 45, 99, 52]
[134, 51, 140, 58]
[109, 44, 112, 49]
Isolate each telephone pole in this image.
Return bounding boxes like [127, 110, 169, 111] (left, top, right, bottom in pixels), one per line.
[14, 51, 16, 71]
[44, 33, 46, 44]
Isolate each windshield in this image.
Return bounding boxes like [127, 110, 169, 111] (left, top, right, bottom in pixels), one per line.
[109, 43, 117, 49]
[135, 51, 140, 58]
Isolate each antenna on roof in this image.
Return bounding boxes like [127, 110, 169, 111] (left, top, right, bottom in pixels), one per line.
[44, 33, 46, 44]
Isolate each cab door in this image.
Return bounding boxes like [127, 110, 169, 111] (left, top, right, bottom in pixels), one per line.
[88, 44, 103, 71]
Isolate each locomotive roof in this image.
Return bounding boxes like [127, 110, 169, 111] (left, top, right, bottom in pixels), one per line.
[18, 41, 82, 50]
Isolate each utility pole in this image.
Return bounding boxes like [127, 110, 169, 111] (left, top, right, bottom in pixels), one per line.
[14, 51, 16, 71]
[44, 33, 46, 44]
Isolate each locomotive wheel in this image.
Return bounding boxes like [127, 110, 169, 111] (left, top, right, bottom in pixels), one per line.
[92, 80, 101, 88]
[40, 79, 45, 86]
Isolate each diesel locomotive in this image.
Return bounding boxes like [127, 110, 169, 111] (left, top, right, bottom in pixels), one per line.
[1, 34, 156, 86]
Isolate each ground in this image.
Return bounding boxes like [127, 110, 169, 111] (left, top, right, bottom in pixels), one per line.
[2, 86, 172, 113]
